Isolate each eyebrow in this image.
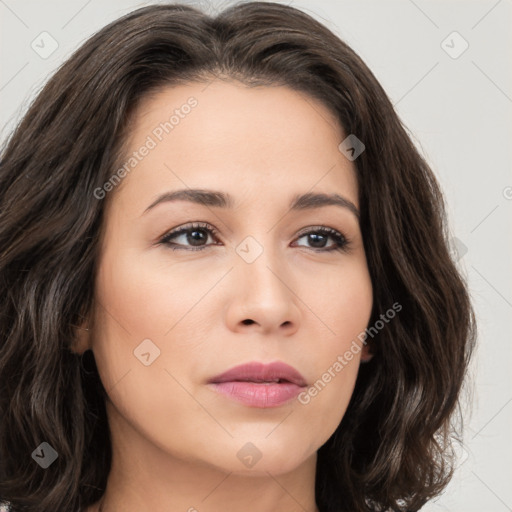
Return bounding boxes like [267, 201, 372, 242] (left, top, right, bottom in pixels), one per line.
[143, 188, 360, 220]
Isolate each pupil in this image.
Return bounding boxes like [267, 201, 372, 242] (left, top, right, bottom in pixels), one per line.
[309, 233, 326, 248]
[188, 229, 206, 246]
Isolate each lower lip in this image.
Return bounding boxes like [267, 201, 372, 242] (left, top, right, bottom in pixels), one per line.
[209, 381, 304, 408]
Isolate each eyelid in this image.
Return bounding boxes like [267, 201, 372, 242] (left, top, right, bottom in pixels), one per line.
[158, 222, 219, 246]
[158, 221, 351, 253]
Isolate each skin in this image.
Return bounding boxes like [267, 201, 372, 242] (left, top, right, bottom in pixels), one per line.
[75, 79, 374, 512]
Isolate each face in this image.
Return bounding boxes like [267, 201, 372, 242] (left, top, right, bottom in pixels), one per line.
[82, 80, 373, 476]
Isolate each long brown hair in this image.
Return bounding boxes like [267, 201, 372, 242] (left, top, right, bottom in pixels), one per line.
[0, 2, 476, 511]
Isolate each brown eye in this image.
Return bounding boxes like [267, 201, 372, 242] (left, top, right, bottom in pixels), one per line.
[159, 222, 219, 251]
[294, 227, 350, 253]
[159, 223, 351, 253]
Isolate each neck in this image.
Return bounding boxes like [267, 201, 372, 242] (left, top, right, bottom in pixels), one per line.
[99, 460, 319, 512]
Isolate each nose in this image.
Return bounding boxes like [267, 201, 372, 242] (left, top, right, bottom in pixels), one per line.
[224, 242, 301, 337]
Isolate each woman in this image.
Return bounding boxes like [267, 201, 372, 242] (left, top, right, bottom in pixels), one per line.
[0, 2, 476, 511]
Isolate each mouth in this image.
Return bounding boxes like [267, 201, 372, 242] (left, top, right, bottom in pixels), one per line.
[208, 361, 307, 408]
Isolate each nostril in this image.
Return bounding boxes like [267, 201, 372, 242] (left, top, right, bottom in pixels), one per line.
[242, 319, 255, 325]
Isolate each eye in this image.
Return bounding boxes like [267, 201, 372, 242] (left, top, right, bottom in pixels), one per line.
[158, 222, 351, 253]
[159, 222, 219, 251]
[294, 226, 350, 252]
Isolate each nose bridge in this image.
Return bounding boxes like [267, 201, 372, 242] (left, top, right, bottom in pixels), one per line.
[235, 230, 287, 298]
[232, 230, 298, 329]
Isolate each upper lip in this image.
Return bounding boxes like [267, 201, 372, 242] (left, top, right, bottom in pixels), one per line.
[208, 361, 307, 387]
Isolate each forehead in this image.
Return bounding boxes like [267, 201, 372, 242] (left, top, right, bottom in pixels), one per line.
[108, 80, 358, 215]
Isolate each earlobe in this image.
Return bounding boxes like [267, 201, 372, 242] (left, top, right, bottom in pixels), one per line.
[69, 321, 92, 355]
[360, 343, 374, 363]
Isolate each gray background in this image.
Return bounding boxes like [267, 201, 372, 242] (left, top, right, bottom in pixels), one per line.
[1, 1, 511, 510]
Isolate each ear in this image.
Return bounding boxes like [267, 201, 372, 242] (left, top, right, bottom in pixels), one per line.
[70, 316, 92, 355]
[360, 342, 374, 363]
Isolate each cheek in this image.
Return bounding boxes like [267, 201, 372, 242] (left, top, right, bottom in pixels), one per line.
[310, 254, 373, 342]
[94, 245, 217, 340]
[295, 260, 372, 432]
[91, 250, 217, 459]
[293, 361, 360, 450]
[293, 333, 365, 444]
[91, 254, 197, 401]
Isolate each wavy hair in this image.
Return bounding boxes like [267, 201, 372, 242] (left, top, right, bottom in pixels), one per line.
[0, 2, 476, 511]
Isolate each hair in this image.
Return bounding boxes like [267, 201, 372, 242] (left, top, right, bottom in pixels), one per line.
[0, 2, 476, 511]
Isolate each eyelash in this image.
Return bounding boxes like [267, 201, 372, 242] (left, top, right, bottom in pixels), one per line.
[158, 222, 351, 253]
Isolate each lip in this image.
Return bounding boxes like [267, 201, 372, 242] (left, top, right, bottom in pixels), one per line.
[207, 361, 307, 408]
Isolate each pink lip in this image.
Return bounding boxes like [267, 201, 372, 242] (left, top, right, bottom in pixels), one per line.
[208, 361, 307, 408]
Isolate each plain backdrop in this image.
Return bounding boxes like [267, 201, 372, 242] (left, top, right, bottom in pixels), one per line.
[1, 1, 511, 511]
